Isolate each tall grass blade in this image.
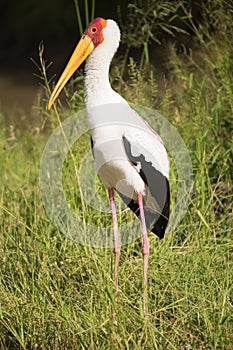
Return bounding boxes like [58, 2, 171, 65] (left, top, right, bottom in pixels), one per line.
[91, 0, 96, 20]
[73, 0, 83, 36]
[84, 0, 90, 27]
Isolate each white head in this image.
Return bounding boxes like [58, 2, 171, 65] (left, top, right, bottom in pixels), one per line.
[85, 19, 121, 74]
[98, 19, 121, 59]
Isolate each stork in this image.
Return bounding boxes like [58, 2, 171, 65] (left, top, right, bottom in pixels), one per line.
[48, 18, 170, 313]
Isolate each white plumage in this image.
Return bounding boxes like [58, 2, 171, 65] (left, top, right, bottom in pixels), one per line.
[84, 20, 169, 196]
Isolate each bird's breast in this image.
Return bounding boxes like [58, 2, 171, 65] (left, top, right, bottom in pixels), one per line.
[91, 136, 145, 197]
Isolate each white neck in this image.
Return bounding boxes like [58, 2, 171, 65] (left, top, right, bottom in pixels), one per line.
[84, 49, 111, 105]
[84, 20, 126, 110]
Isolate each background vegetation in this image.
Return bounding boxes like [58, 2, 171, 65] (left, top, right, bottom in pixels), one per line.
[0, 0, 232, 348]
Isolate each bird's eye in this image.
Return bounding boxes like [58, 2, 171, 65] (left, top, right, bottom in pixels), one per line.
[91, 27, 97, 33]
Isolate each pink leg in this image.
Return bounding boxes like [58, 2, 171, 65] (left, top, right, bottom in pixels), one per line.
[137, 192, 150, 314]
[108, 188, 121, 294]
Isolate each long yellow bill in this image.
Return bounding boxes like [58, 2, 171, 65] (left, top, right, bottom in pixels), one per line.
[48, 35, 94, 110]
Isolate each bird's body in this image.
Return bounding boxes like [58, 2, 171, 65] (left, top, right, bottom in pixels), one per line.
[48, 18, 170, 313]
[84, 20, 169, 236]
[88, 102, 170, 237]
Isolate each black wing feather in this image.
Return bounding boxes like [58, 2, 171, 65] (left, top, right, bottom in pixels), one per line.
[117, 136, 170, 239]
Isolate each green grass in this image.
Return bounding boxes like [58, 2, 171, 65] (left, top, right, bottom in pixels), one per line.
[1, 1, 233, 348]
[0, 89, 232, 350]
[0, 133, 232, 348]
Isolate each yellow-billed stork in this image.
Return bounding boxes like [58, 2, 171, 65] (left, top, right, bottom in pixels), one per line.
[48, 18, 170, 313]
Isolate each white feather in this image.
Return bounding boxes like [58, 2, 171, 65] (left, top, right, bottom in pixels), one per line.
[83, 19, 169, 196]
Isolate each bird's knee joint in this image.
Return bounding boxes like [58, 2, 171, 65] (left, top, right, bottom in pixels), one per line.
[142, 247, 149, 256]
[114, 247, 121, 254]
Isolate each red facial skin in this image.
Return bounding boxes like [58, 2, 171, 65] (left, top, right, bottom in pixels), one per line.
[84, 18, 107, 48]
